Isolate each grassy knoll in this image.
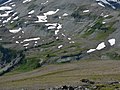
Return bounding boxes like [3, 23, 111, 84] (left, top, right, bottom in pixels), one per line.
[1, 60, 120, 89]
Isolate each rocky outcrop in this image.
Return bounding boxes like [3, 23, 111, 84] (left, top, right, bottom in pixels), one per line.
[47, 79, 120, 90]
[0, 51, 24, 75]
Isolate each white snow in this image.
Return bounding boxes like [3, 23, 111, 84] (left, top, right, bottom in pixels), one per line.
[0, 6, 12, 10]
[2, 16, 12, 23]
[45, 23, 62, 29]
[83, 10, 90, 13]
[62, 13, 68, 16]
[55, 30, 59, 35]
[41, 0, 48, 5]
[22, 31, 24, 34]
[48, 26, 56, 29]
[58, 45, 63, 49]
[7, 16, 12, 22]
[11, 4, 16, 7]
[100, 13, 104, 16]
[108, 38, 116, 46]
[87, 39, 115, 53]
[34, 44, 37, 46]
[0, 10, 13, 17]
[87, 49, 96, 53]
[9, 2, 14, 5]
[12, 12, 18, 17]
[97, 2, 105, 7]
[102, 21, 106, 24]
[104, 15, 109, 18]
[45, 23, 57, 29]
[68, 38, 71, 40]
[96, 0, 111, 6]
[35, 41, 38, 44]
[10, 20, 14, 23]
[56, 37, 59, 40]
[57, 23, 62, 29]
[96, 42, 106, 50]
[20, 41, 23, 44]
[28, 10, 34, 14]
[23, 37, 40, 42]
[28, 15, 31, 17]
[23, 43, 29, 47]
[59, 16, 62, 19]
[16, 41, 19, 44]
[62, 33, 66, 37]
[24, 21, 28, 24]
[23, 0, 32, 3]
[45, 23, 57, 26]
[69, 41, 75, 44]
[19, 36, 22, 38]
[35, 9, 59, 23]
[96, 0, 118, 9]
[0, 13, 8, 17]
[9, 28, 22, 33]
[35, 16, 47, 23]
[13, 16, 19, 20]
[0, 38, 2, 40]
[44, 9, 59, 16]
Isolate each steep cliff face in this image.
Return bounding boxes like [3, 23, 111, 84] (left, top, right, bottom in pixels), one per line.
[0, 0, 120, 72]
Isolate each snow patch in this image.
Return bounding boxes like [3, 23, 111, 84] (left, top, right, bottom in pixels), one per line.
[11, 4, 16, 7]
[23, 37, 40, 42]
[69, 41, 75, 44]
[83, 10, 90, 13]
[0, 38, 2, 40]
[96, 42, 106, 50]
[0, 10, 13, 17]
[97, 2, 105, 7]
[57, 23, 62, 29]
[13, 16, 19, 20]
[28, 10, 34, 14]
[55, 30, 59, 35]
[35, 16, 47, 23]
[41, 0, 48, 5]
[87, 49, 96, 53]
[23, 0, 32, 3]
[108, 38, 115, 46]
[102, 21, 106, 24]
[44, 9, 59, 16]
[23, 43, 29, 47]
[63, 13, 68, 16]
[58, 45, 63, 49]
[16, 41, 19, 44]
[0, 6, 12, 10]
[9, 28, 22, 33]
[104, 15, 109, 18]
[45, 23, 57, 29]
[68, 38, 71, 40]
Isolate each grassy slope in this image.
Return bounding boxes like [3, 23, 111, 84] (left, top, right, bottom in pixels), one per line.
[1, 60, 120, 89]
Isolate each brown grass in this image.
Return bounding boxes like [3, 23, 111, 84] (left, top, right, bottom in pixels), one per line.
[1, 60, 120, 90]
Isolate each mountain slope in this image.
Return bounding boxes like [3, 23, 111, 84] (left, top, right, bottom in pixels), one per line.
[0, 0, 120, 87]
[1, 60, 120, 90]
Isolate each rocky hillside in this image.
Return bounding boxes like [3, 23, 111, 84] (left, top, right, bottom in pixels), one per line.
[0, 0, 120, 73]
